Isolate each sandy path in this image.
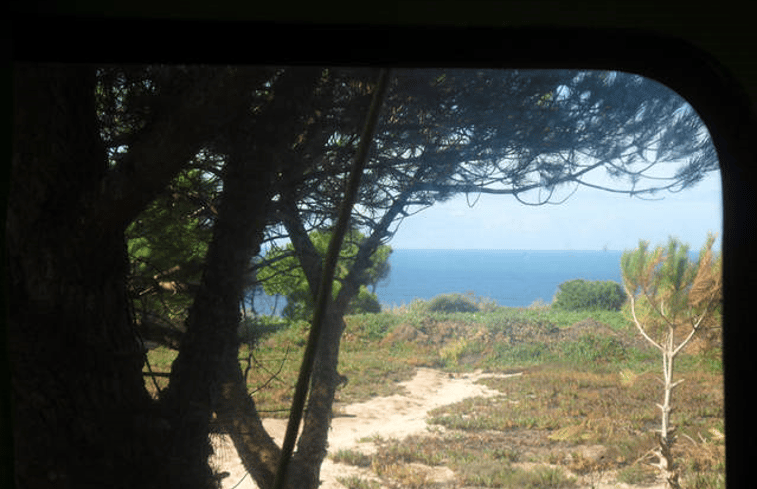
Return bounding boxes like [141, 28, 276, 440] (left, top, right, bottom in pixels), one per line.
[210, 368, 521, 489]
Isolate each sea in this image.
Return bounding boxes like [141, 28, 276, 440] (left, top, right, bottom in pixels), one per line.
[251, 249, 627, 315]
[373, 249, 625, 309]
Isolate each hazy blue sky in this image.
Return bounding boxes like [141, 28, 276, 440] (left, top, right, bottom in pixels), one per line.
[386, 167, 722, 252]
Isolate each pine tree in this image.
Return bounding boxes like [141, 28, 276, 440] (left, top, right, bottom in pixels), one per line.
[621, 233, 722, 488]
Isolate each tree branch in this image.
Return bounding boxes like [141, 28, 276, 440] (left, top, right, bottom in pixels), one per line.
[93, 68, 273, 234]
[626, 289, 664, 352]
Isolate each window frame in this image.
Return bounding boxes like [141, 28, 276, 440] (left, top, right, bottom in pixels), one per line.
[10, 17, 756, 486]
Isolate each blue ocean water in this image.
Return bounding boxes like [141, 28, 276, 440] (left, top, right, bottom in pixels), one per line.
[373, 249, 625, 309]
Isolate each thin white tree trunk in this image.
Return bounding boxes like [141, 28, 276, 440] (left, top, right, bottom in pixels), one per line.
[627, 292, 687, 489]
[656, 331, 681, 489]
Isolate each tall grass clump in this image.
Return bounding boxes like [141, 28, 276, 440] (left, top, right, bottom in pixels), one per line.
[337, 476, 380, 489]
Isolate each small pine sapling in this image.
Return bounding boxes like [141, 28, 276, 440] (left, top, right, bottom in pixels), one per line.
[621, 233, 722, 489]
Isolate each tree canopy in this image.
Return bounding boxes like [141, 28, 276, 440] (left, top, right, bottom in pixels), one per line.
[256, 229, 391, 321]
[112, 67, 716, 334]
[621, 233, 722, 343]
[267, 69, 716, 271]
[126, 167, 218, 346]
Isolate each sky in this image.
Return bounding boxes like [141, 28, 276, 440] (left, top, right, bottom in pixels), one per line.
[385, 167, 722, 252]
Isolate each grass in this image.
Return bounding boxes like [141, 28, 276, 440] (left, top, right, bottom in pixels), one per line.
[332, 449, 373, 467]
[336, 476, 381, 489]
[459, 464, 576, 488]
[617, 464, 658, 485]
[428, 364, 723, 444]
[145, 298, 725, 487]
[380, 357, 722, 487]
[365, 433, 577, 488]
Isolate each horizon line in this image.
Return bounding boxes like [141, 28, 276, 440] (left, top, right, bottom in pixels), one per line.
[390, 248, 625, 252]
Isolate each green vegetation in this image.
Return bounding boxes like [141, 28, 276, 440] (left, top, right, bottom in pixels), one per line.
[336, 476, 380, 489]
[332, 449, 373, 467]
[552, 279, 627, 311]
[369, 431, 577, 488]
[256, 228, 391, 321]
[17, 65, 722, 488]
[154, 299, 719, 488]
[146, 291, 724, 488]
[427, 293, 479, 313]
[618, 464, 659, 485]
[127, 167, 216, 332]
[423, 292, 481, 313]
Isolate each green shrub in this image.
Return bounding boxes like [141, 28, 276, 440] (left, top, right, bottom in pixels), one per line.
[331, 448, 372, 467]
[686, 472, 726, 489]
[336, 476, 380, 489]
[345, 285, 382, 315]
[425, 293, 480, 313]
[475, 296, 500, 313]
[459, 463, 575, 488]
[553, 279, 627, 311]
[491, 342, 552, 366]
[440, 338, 469, 366]
[269, 320, 310, 347]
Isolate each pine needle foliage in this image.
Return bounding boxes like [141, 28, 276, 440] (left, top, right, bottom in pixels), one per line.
[620, 233, 722, 489]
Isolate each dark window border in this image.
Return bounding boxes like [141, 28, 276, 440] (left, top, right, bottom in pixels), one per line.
[10, 17, 757, 486]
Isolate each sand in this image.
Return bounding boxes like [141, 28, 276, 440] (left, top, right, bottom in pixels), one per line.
[210, 368, 520, 488]
[210, 367, 667, 489]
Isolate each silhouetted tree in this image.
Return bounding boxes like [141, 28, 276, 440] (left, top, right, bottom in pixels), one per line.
[9, 64, 274, 487]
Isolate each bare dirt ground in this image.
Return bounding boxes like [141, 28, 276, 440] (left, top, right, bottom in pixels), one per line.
[210, 367, 665, 489]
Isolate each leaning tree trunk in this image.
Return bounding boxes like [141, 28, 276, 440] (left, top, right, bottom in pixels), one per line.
[203, 67, 386, 489]
[215, 360, 282, 487]
[157, 124, 280, 488]
[159, 67, 324, 488]
[8, 65, 163, 488]
[275, 175, 416, 489]
[287, 306, 348, 488]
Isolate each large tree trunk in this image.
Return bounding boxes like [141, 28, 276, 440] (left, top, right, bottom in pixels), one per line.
[164, 66, 382, 489]
[215, 362, 282, 487]
[159, 67, 324, 488]
[162, 143, 272, 487]
[8, 65, 163, 488]
[157, 133, 279, 487]
[9, 64, 281, 489]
